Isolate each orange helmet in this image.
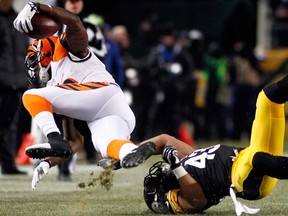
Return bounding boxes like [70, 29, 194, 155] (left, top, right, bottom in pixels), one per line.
[25, 36, 58, 85]
[26, 36, 58, 67]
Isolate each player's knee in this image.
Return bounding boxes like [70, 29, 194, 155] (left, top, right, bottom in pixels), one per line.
[22, 93, 52, 117]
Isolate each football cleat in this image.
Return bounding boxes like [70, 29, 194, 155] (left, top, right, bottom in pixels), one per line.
[121, 142, 156, 168]
[97, 157, 121, 170]
[25, 139, 73, 159]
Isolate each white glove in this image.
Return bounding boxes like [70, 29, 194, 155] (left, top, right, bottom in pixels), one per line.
[13, 2, 39, 33]
[39, 64, 51, 83]
[32, 160, 51, 190]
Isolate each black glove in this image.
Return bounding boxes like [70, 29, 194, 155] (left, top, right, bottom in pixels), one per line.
[162, 146, 180, 169]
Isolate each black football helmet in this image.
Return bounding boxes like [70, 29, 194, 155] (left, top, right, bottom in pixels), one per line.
[143, 161, 180, 214]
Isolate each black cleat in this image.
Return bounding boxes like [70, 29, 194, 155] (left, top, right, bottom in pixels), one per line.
[97, 158, 121, 170]
[121, 142, 156, 168]
[25, 138, 73, 159]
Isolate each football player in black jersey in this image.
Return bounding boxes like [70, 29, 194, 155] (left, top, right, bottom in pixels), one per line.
[122, 74, 288, 215]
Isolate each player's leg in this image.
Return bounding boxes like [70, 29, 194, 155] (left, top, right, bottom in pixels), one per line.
[231, 79, 286, 198]
[23, 83, 122, 159]
[23, 88, 72, 159]
[88, 115, 156, 169]
[255, 77, 288, 197]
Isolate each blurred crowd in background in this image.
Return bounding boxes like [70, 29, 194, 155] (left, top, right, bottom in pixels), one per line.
[1, 0, 288, 174]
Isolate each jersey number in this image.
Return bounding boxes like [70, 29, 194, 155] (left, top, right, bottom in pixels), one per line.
[184, 144, 220, 169]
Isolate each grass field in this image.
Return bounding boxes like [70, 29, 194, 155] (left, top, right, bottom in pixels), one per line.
[2, 146, 288, 216]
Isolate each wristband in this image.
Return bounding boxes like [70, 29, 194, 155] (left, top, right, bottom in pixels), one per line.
[43, 159, 52, 168]
[173, 166, 187, 179]
[29, 2, 40, 12]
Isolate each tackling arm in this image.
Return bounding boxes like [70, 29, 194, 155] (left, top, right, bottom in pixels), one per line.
[176, 175, 208, 213]
[140, 134, 194, 159]
[162, 146, 207, 213]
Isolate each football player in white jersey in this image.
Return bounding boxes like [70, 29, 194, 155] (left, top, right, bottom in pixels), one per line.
[13, 1, 156, 188]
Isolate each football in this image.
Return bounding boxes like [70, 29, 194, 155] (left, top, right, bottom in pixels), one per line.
[25, 13, 60, 39]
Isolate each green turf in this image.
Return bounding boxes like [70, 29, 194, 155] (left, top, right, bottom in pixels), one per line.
[2, 154, 288, 216]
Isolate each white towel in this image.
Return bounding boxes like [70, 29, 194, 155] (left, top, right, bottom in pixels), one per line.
[229, 186, 260, 216]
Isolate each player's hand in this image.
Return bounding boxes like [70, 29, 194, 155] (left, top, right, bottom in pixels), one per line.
[32, 160, 51, 190]
[13, 2, 39, 33]
[39, 66, 50, 83]
[162, 146, 180, 169]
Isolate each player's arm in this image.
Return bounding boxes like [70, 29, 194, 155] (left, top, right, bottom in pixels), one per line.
[139, 134, 194, 159]
[162, 147, 207, 213]
[38, 3, 88, 58]
[177, 175, 208, 213]
[14, 2, 88, 58]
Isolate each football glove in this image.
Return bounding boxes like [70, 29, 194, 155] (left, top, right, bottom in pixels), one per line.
[162, 146, 180, 169]
[32, 160, 51, 190]
[13, 2, 39, 33]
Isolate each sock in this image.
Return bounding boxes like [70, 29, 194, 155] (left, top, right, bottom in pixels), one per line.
[47, 132, 61, 140]
[34, 111, 61, 136]
[118, 143, 138, 160]
[107, 139, 137, 160]
[252, 152, 288, 179]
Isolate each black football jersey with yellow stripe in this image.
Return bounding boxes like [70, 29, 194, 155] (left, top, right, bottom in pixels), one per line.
[180, 144, 244, 209]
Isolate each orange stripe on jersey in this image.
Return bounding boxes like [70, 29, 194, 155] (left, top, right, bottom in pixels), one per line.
[53, 38, 68, 62]
[22, 94, 52, 117]
[107, 139, 133, 160]
[56, 82, 110, 91]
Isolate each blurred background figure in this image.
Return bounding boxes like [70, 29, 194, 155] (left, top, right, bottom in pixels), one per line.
[86, 13, 125, 87]
[228, 41, 263, 141]
[109, 24, 150, 142]
[270, 0, 288, 48]
[0, 0, 29, 175]
[182, 29, 207, 141]
[144, 24, 194, 138]
[202, 42, 230, 141]
[61, 0, 107, 61]
[111, 25, 140, 73]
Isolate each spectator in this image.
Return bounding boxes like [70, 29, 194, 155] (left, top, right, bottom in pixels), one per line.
[110, 25, 152, 142]
[86, 13, 125, 87]
[270, 0, 288, 48]
[229, 41, 263, 141]
[183, 29, 207, 140]
[144, 25, 194, 138]
[0, 0, 29, 175]
[203, 42, 230, 140]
